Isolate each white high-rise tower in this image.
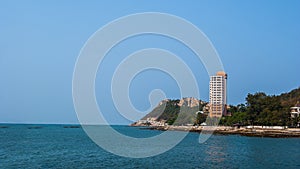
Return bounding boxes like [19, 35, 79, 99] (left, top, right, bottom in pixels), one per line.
[209, 71, 227, 117]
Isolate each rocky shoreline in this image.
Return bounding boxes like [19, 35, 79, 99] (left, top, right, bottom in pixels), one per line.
[133, 125, 300, 138]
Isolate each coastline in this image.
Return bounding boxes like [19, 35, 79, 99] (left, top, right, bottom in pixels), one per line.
[132, 125, 300, 138]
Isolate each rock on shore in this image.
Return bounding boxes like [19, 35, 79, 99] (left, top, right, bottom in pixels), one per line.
[136, 125, 300, 138]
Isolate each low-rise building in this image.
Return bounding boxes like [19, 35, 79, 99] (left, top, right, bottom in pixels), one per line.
[290, 107, 300, 118]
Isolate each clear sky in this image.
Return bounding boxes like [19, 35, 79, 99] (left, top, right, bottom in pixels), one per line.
[1, 0, 300, 124]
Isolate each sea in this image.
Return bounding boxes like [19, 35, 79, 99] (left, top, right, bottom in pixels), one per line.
[1, 124, 300, 169]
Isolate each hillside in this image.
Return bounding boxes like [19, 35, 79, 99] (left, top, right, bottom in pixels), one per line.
[279, 87, 300, 107]
[141, 98, 207, 125]
[136, 87, 300, 127]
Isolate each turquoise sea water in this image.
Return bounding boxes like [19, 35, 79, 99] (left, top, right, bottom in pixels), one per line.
[1, 124, 300, 169]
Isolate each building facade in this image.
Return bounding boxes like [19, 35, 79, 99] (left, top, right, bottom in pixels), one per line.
[290, 107, 300, 118]
[209, 71, 227, 117]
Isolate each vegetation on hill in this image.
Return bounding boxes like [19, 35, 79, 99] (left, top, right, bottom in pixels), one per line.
[221, 87, 300, 126]
[142, 99, 207, 125]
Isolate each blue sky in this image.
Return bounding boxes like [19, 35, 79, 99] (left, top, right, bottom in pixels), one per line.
[1, 1, 300, 124]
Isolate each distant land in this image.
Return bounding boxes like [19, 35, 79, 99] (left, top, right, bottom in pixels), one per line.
[132, 87, 300, 127]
